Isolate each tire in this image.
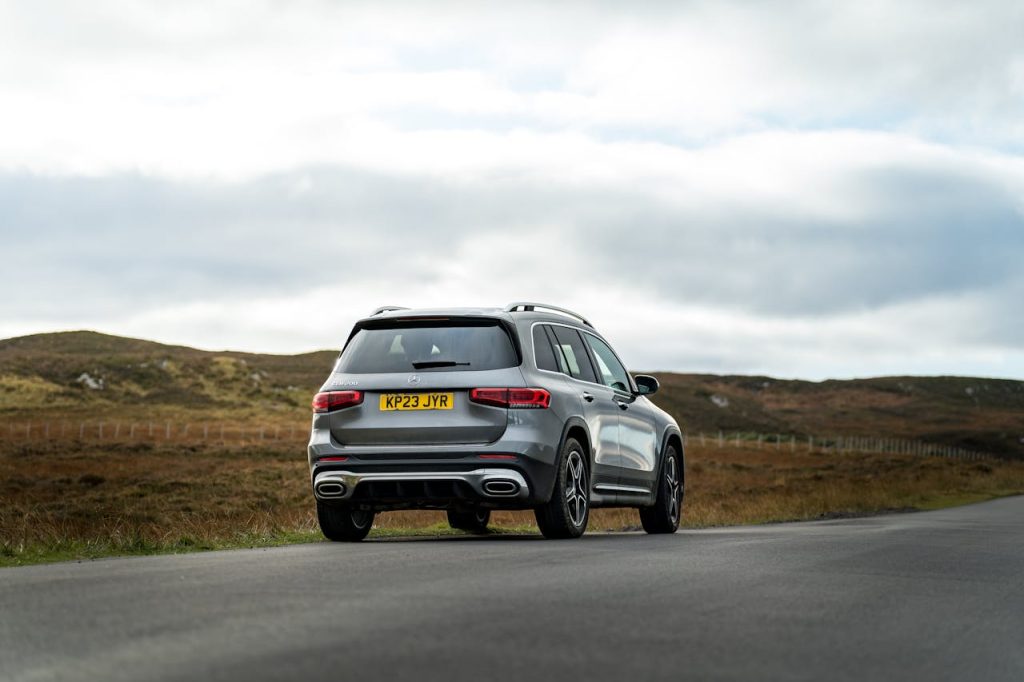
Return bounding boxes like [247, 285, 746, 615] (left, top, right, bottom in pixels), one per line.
[534, 437, 590, 539]
[447, 508, 491, 534]
[639, 445, 683, 534]
[317, 501, 375, 542]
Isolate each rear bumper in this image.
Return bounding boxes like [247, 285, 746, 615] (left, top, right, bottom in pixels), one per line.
[313, 467, 531, 509]
[307, 407, 564, 510]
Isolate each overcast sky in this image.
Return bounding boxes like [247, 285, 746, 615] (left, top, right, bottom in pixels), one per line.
[2, 0, 1022, 379]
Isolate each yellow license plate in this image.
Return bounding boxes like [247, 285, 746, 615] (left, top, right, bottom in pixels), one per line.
[379, 392, 454, 411]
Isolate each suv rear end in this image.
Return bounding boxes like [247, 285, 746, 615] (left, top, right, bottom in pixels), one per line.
[309, 303, 685, 541]
[308, 308, 567, 538]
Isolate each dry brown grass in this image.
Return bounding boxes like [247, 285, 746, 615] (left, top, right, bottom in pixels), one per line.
[3, 440, 1024, 566]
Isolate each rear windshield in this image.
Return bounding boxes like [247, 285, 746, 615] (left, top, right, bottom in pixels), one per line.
[335, 321, 519, 373]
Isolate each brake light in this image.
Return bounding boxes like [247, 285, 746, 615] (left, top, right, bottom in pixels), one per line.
[312, 390, 364, 413]
[318, 456, 349, 462]
[469, 388, 551, 409]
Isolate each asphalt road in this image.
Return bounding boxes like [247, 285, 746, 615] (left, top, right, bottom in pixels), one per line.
[2, 497, 1023, 682]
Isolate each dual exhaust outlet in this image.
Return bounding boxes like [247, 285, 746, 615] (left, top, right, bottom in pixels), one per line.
[482, 479, 519, 496]
[315, 477, 519, 498]
[315, 481, 346, 498]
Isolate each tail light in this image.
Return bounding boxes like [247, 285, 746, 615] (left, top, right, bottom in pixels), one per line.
[469, 388, 551, 409]
[312, 390, 364, 413]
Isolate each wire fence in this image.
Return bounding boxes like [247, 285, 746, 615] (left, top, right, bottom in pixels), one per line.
[682, 431, 991, 461]
[0, 420, 308, 445]
[0, 420, 995, 460]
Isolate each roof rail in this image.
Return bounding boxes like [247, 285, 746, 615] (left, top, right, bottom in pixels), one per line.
[370, 306, 409, 316]
[504, 302, 592, 327]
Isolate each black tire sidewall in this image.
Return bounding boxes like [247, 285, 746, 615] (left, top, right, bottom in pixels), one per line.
[447, 508, 491, 533]
[640, 444, 681, 534]
[317, 501, 375, 541]
[535, 436, 589, 538]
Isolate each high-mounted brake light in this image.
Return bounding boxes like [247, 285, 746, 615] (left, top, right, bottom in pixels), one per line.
[312, 390, 364, 413]
[469, 388, 551, 409]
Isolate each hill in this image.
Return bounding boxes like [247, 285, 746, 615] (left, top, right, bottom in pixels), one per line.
[0, 331, 335, 417]
[1, 331, 1022, 457]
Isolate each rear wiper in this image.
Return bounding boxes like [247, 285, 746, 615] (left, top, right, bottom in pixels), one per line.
[411, 360, 471, 369]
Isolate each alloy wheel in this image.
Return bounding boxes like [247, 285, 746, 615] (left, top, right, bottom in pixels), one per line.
[667, 455, 680, 525]
[351, 509, 373, 530]
[564, 449, 588, 527]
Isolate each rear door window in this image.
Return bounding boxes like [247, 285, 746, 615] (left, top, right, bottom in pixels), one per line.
[336, 322, 518, 373]
[550, 326, 598, 383]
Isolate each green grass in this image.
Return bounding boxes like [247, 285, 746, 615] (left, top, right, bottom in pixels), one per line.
[913, 489, 1024, 511]
[0, 528, 324, 568]
[0, 524, 548, 568]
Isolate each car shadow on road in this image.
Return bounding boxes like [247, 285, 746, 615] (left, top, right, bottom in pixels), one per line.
[364, 531, 648, 543]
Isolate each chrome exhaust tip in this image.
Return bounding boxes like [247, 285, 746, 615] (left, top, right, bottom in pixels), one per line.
[316, 481, 346, 498]
[482, 479, 519, 496]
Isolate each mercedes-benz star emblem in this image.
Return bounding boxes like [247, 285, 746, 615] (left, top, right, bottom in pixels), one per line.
[407, 374, 421, 385]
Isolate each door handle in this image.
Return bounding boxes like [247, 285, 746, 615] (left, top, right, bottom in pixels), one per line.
[615, 399, 629, 410]
[582, 392, 595, 403]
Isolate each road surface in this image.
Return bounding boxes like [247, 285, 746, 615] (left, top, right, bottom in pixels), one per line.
[3, 497, 1023, 681]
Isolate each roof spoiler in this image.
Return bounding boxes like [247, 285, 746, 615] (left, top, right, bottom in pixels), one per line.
[369, 306, 410, 316]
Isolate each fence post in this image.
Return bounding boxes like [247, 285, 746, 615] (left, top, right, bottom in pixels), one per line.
[718, 431, 723, 448]
[166, 421, 171, 440]
[130, 423, 136, 438]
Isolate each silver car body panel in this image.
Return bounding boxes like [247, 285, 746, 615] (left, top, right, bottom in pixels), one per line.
[308, 305, 683, 511]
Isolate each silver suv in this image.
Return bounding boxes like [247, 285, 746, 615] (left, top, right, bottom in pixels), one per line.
[308, 302, 684, 541]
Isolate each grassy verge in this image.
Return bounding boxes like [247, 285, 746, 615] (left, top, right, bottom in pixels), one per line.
[3, 441, 1023, 567]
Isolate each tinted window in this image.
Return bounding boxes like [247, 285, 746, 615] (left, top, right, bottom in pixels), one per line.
[584, 333, 631, 393]
[533, 325, 559, 372]
[336, 323, 517, 373]
[550, 326, 598, 383]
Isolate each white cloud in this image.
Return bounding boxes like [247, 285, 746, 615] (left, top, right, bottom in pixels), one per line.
[2, 0, 1023, 178]
[1, 0, 1022, 378]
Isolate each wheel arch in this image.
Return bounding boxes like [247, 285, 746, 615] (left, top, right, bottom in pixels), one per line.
[535, 418, 591, 503]
[561, 416, 592, 463]
[661, 426, 685, 484]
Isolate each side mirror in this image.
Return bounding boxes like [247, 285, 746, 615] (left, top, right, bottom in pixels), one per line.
[634, 374, 659, 396]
